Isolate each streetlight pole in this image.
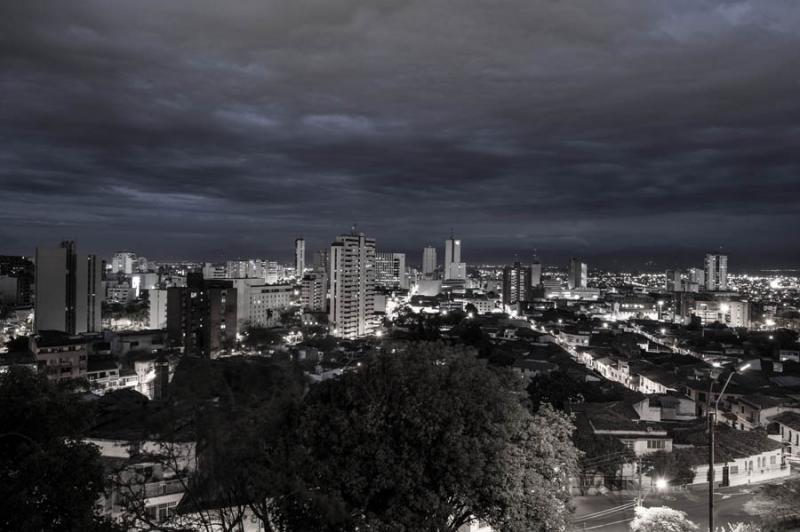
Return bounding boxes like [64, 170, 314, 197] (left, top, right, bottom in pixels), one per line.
[708, 363, 750, 532]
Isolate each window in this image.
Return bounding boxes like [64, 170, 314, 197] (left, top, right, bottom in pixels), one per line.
[647, 440, 666, 450]
[730, 465, 738, 475]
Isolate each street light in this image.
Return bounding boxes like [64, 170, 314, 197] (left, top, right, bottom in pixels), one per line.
[708, 362, 750, 532]
[654, 477, 668, 490]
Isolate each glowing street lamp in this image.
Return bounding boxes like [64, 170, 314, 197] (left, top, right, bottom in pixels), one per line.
[654, 478, 668, 490]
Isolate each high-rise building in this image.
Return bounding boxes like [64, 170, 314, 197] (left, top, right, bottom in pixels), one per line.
[502, 262, 532, 305]
[665, 269, 682, 292]
[444, 233, 466, 280]
[329, 230, 376, 339]
[568, 258, 588, 290]
[225, 259, 265, 279]
[301, 271, 328, 312]
[295, 238, 305, 278]
[0, 255, 34, 306]
[530, 259, 542, 287]
[35, 241, 102, 334]
[249, 284, 294, 327]
[314, 250, 330, 274]
[705, 253, 728, 291]
[112, 251, 137, 274]
[375, 252, 407, 289]
[167, 273, 237, 358]
[422, 246, 437, 276]
[147, 288, 168, 329]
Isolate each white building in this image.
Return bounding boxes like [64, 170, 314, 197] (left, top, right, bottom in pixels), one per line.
[148, 289, 168, 329]
[301, 271, 327, 312]
[295, 238, 305, 278]
[329, 231, 377, 339]
[249, 284, 294, 327]
[568, 258, 587, 290]
[112, 251, 137, 274]
[375, 252, 407, 289]
[422, 246, 437, 276]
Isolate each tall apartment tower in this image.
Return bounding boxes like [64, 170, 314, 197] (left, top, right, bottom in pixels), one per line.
[665, 269, 683, 292]
[112, 251, 137, 274]
[422, 246, 437, 276]
[167, 273, 237, 358]
[502, 262, 532, 305]
[329, 230, 376, 339]
[568, 258, 588, 290]
[375, 252, 407, 289]
[295, 238, 305, 277]
[444, 233, 466, 280]
[530, 258, 543, 287]
[35, 241, 102, 334]
[704, 253, 728, 291]
[301, 270, 328, 312]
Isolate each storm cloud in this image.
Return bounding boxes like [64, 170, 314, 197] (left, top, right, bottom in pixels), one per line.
[1, 0, 799, 268]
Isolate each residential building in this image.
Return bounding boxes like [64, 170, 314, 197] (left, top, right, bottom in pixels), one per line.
[166, 273, 237, 358]
[249, 284, 293, 327]
[35, 241, 102, 334]
[30, 330, 89, 381]
[301, 271, 328, 312]
[530, 259, 542, 287]
[148, 289, 168, 329]
[329, 230, 376, 339]
[502, 262, 531, 305]
[295, 238, 305, 277]
[705, 253, 728, 291]
[772, 411, 800, 459]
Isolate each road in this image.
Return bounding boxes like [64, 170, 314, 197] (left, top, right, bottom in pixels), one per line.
[571, 485, 760, 531]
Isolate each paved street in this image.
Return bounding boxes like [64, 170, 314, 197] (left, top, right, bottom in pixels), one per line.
[571, 485, 761, 531]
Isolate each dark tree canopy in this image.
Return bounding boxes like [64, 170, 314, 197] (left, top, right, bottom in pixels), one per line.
[0, 367, 120, 531]
[284, 342, 578, 531]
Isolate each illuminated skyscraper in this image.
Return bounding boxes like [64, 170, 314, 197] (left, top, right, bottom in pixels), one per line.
[444, 232, 466, 280]
[422, 246, 437, 276]
[568, 257, 587, 290]
[704, 253, 728, 291]
[329, 230, 376, 339]
[295, 238, 305, 277]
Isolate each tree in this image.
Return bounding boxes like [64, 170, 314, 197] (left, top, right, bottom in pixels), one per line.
[527, 370, 584, 411]
[630, 506, 698, 532]
[0, 366, 121, 531]
[642, 451, 696, 486]
[285, 342, 579, 531]
[242, 325, 284, 349]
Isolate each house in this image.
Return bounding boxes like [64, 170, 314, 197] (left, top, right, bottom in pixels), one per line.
[572, 401, 672, 456]
[674, 427, 789, 487]
[770, 411, 800, 460]
[725, 394, 800, 431]
[512, 358, 557, 380]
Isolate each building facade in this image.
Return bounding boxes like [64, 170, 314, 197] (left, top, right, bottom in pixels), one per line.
[329, 231, 376, 339]
[35, 241, 102, 334]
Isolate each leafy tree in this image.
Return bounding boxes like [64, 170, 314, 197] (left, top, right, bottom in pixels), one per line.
[286, 342, 578, 531]
[464, 303, 478, 316]
[527, 370, 584, 411]
[4, 334, 29, 352]
[630, 506, 698, 532]
[0, 366, 121, 531]
[242, 325, 284, 349]
[642, 450, 696, 486]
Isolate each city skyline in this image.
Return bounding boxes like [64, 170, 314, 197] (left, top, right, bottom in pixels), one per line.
[1, 1, 799, 267]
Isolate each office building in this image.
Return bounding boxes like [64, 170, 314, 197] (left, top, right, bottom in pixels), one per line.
[705, 253, 728, 291]
[329, 230, 376, 339]
[422, 246, 437, 276]
[444, 233, 466, 280]
[568, 258, 588, 290]
[295, 238, 305, 277]
[375, 252, 407, 289]
[530, 259, 542, 287]
[167, 273, 237, 358]
[302, 271, 328, 312]
[502, 262, 532, 305]
[35, 241, 102, 334]
[112, 251, 137, 274]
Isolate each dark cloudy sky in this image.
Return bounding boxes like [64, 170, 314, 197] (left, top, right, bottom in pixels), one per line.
[1, 1, 799, 269]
